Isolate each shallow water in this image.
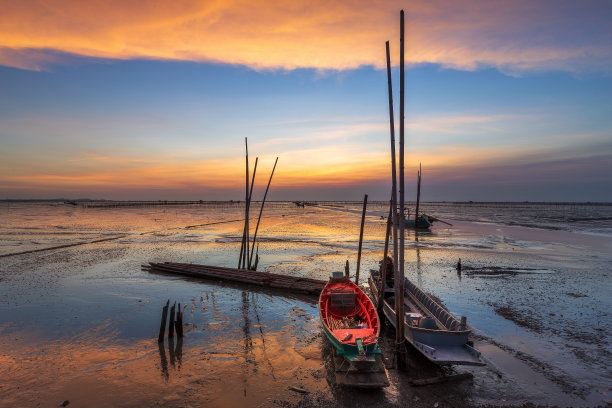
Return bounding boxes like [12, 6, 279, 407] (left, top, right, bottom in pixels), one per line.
[0, 201, 611, 407]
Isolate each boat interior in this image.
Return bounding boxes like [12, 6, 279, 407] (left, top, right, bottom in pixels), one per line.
[320, 282, 379, 345]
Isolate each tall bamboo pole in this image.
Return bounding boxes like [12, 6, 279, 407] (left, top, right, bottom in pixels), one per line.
[385, 40, 399, 335]
[355, 194, 368, 285]
[415, 162, 422, 224]
[397, 9, 406, 366]
[378, 200, 393, 313]
[239, 156, 258, 269]
[249, 157, 278, 269]
[245, 157, 258, 268]
[243, 138, 250, 269]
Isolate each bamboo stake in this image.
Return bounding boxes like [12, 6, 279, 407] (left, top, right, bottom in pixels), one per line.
[415, 162, 421, 225]
[378, 200, 393, 312]
[238, 226, 246, 269]
[386, 35, 401, 362]
[397, 9, 406, 368]
[248, 157, 278, 269]
[243, 138, 250, 269]
[158, 299, 169, 343]
[385, 40, 400, 320]
[168, 302, 176, 339]
[355, 194, 368, 285]
[175, 303, 185, 338]
[244, 157, 258, 268]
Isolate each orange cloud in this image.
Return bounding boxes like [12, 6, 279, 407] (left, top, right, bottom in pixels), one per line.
[0, 0, 609, 73]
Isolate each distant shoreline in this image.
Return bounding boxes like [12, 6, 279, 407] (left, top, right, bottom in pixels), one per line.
[2, 199, 611, 206]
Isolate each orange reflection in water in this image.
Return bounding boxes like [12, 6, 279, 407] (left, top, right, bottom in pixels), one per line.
[0, 286, 330, 408]
[0, 318, 326, 408]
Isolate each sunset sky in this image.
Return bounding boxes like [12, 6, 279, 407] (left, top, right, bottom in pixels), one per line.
[1, 0, 611, 201]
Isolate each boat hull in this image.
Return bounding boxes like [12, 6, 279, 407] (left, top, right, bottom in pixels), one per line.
[369, 270, 485, 366]
[404, 216, 432, 229]
[319, 275, 382, 365]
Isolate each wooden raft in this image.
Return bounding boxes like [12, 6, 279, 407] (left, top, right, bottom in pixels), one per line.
[143, 262, 326, 296]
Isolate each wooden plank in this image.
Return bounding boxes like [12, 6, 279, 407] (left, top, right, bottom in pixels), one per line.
[145, 262, 326, 295]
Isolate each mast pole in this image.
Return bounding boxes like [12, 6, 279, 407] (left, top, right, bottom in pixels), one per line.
[397, 8, 406, 367]
[385, 40, 400, 338]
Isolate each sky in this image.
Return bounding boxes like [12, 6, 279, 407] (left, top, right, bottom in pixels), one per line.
[1, 0, 611, 201]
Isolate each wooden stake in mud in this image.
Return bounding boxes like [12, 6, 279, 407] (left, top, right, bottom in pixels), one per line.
[158, 299, 170, 343]
[175, 303, 184, 338]
[168, 302, 176, 339]
[355, 194, 368, 285]
[415, 162, 422, 224]
[345, 260, 350, 277]
[249, 157, 278, 269]
[397, 8, 407, 368]
[242, 138, 250, 269]
[378, 200, 393, 312]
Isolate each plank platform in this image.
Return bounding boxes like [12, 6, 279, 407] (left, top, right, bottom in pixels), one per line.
[333, 353, 389, 388]
[143, 262, 326, 296]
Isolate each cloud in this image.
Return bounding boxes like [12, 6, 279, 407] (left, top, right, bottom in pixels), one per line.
[0, 0, 610, 73]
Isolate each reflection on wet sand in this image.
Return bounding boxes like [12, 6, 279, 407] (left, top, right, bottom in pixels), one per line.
[158, 336, 184, 380]
[1, 290, 326, 407]
[1, 202, 610, 406]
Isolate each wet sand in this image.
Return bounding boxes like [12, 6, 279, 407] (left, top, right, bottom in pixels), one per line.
[0, 202, 610, 407]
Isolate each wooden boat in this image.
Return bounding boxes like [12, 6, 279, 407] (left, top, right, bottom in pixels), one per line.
[404, 215, 433, 229]
[319, 272, 382, 370]
[369, 269, 485, 366]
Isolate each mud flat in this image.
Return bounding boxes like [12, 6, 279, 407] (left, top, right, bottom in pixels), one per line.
[0, 202, 610, 406]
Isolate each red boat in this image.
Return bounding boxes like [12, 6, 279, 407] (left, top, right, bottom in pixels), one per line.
[318, 272, 381, 367]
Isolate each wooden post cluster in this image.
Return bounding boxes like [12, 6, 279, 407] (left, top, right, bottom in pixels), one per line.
[237, 138, 278, 271]
[158, 299, 184, 342]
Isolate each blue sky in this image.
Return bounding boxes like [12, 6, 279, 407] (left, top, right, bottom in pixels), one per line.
[1, 1, 611, 201]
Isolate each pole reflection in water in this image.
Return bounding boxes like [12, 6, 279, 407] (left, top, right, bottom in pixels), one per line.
[415, 231, 423, 288]
[241, 291, 254, 397]
[252, 292, 276, 380]
[158, 341, 169, 381]
[158, 336, 184, 379]
[168, 336, 176, 368]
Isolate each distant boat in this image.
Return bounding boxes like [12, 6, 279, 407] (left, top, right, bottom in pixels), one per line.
[369, 268, 485, 366]
[404, 215, 433, 229]
[319, 272, 388, 387]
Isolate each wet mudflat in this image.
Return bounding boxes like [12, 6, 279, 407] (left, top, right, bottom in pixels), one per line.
[0, 201, 610, 407]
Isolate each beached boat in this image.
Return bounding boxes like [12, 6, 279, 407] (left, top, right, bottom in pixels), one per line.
[404, 215, 433, 229]
[369, 269, 485, 366]
[319, 272, 382, 370]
